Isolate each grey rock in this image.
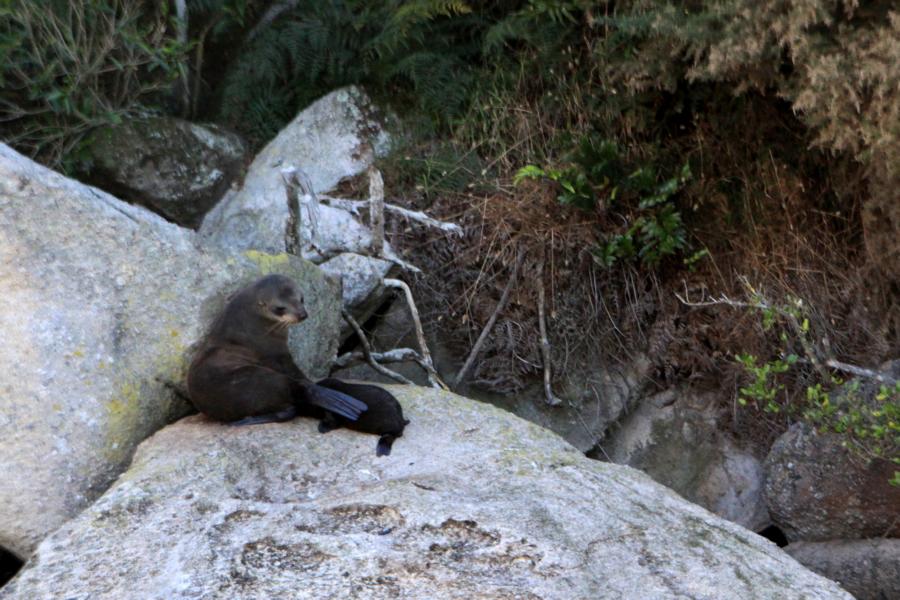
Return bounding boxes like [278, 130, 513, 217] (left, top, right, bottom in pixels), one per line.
[0, 143, 340, 558]
[765, 361, 900, 542]
[318, 252, 395, 311]
[786, 539, 900, 600]
[200, 86, 391, 255]
[83, 117, 246, 228]
[2, 387, 850, 600]
[603, 388, 770, 531]
[764, 422, 900, 542]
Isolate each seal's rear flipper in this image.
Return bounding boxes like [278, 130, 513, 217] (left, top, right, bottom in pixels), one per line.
[304, 384, 367, 421]
[227, 407, 297, 426]
[317, 413, 341, 434]
[376, 434, 396, 456]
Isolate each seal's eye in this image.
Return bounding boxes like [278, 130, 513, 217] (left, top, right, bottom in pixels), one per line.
[272, 306, 287, 316]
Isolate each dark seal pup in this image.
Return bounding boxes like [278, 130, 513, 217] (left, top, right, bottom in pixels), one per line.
[187, 274, 368, 425]
[316, 378, 410, 456]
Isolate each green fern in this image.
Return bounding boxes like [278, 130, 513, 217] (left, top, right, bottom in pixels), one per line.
[213, 0, 487, 145]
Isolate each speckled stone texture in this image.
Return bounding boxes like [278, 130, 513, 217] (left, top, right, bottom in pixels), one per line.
[0, 144, 340, 558]
[3, 387, 851, 600]
[199, 86, 391, 255]
[83, 117, 246, 228]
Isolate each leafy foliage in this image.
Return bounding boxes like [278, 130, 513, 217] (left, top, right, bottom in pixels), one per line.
[735, 296, 900, 482]
[213, 0, 486, 144]
[0, 0, 186, 171]
[516, 136, 692, 268]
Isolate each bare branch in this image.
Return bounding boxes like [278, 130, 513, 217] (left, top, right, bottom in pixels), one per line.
[384, 278, 447, 389]
[320, 194, 463, 234]
[675, 280, 896, 385]
[333, 347, 422, 369]
[537, 259, 562, 406]
[281, 166, 320, 254]
[453, 250, 524, 389]
[825, 359, 898, 385]
[340, 310, 416, 386]
[368, 166, 385, 257]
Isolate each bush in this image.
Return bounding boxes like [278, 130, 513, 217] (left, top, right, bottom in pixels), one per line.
[0, 0, 186, 171]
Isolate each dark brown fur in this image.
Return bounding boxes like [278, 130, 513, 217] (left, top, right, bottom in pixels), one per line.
[187, 274, 366, 424]
[316, 378, 409, 456]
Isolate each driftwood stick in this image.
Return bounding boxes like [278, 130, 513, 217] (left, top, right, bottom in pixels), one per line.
[453, 251, 524, 389]
[320, 195, 463, 234]
[333, 347, 422, 369]
[536, 259, 562, 406]
[368, 166, 385, 257]
[340, 310, 416, 385]
[384, 278, 447, 389]
[825, 359, 898, 385]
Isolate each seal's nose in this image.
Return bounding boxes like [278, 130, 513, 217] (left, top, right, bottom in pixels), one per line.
[296, 307, 308, 321]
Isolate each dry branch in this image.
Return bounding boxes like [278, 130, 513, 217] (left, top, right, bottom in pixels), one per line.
[281, 166, 320, 253]
[675, 280, 897, 385]
[385, 278, 447, 389]
[340, 310, 416, 386]
[368, 166, 385, 257]
[333, 347, 422, 369]
[320, 195, 463, 234]
[537, 259, 563, 406]
[453, 251, 524, 389]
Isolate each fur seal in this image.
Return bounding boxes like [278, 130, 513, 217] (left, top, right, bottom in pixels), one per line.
[316, 378, 410, 456]
[187, 274, 368, 424]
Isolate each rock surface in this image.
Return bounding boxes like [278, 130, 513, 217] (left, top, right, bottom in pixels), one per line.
[2, 387, 851, 600]
[0, 144, 340, 558]
[603, 388, 770, 532]
[786, 539, 900, 600]
[83, 117, 246, 228]
[764, 421, 900, 542]
[200, 86, 391, 255]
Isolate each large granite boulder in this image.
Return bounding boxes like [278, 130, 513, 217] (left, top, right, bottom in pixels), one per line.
[199, 86, 391, 255]
[786, 539, 900, 600]
[1, 387, 850, 599]
[82, 117, 246, 228]
[0, 144, 340, 558]
[602, 388, 769, 531]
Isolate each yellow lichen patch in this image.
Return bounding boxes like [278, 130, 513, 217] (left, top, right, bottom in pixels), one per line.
[103, 380, 143, 465]
[243, 250, 291, 274]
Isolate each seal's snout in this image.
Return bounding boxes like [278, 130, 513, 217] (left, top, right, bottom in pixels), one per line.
[296, 307, 308, 322]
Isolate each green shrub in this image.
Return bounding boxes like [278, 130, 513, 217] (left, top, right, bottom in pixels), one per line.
[516, 136, 692, 268]
[0, 0, 186, 171]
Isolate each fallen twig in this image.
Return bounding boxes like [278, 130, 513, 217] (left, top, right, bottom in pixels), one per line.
[333, 347, 422, 369]
[384, 278, 447, 390]
[537, 259, 562, 406]
[368, 166, 385, 257]
[280, 166, 320, 253]
[320, 194, 463, 234]
[453, 251, 524, 389]
[340, 309, 416, 386]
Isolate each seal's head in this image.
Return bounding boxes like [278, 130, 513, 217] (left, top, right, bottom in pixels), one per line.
[251, 274, 308, 325]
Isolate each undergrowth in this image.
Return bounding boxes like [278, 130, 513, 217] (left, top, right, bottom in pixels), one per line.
[0, 0, 185, 171]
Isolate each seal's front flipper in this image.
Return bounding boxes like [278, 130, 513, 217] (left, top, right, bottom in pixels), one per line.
[303, 383, 367, 421]
[318, 413, 341, 434]
[375, 434, 396, 457]
[227, 407, 297, 426]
